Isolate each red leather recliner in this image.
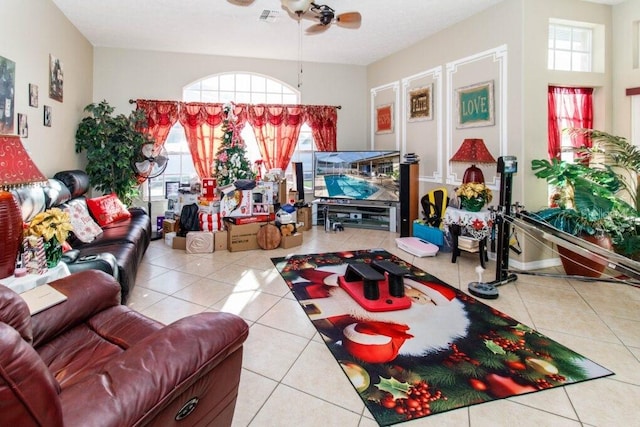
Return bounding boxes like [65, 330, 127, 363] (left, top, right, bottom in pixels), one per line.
[0, 270, 249, 426]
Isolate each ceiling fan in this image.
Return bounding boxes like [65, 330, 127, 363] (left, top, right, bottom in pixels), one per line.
[227, 0, 362, 34]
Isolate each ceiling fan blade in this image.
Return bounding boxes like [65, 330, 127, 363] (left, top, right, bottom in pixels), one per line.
[305, 23, 329, 34]
[336, 12, 362, 29]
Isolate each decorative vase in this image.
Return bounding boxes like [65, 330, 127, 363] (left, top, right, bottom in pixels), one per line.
[44, 237, 63, 268]
[460, 196, 485, 212]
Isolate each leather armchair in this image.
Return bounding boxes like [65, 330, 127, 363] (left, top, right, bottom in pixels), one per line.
[0, 270, 249, 426]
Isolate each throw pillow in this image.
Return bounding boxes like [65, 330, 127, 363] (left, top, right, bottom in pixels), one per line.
[86, 193, 132, 227]
[64, 202, 103, 243]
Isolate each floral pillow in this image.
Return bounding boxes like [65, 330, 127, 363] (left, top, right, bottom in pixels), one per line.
[86, 193, 132, 227]
[64, 203, 103, 243]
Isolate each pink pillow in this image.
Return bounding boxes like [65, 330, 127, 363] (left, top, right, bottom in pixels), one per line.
[64, 203, 103, 242]
[86, 194, 131, 227]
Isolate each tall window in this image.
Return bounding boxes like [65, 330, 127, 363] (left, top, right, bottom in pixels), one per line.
[548, 86, 594, 161]
[548, 21, 593, 72]
[152, 73, 315, 197]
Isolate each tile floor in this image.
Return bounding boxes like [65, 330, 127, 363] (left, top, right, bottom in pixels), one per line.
[128, 227, 640, 427]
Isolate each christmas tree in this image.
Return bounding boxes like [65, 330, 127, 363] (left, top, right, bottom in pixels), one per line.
[214, 103, 255, 187]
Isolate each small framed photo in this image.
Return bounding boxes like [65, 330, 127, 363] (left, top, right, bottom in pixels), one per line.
[408, 84, 433, 121]
[18, 113, 28, 138]
[43, 105, 52, 127]
[375, 103, 394, 134]
[49, 54, 63, 102]
[29, 84, 38, 107]
[456, 80, 495, 128]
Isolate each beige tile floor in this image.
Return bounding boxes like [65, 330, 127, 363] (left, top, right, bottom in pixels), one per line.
[129, 227, 640, 427]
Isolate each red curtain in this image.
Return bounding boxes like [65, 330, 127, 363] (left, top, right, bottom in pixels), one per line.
[135, 100, 180, 149]
[247, 105, 304, 170]
[547, 86, 593, 159]
[178, 103, 224, 179]
[304, 106, 338, 152]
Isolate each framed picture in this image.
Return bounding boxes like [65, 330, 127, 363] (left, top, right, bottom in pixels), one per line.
[408, 84, 433, 121]
[49, 54, 63, 102]
[29, 84, 38, 107]
[0, 55, 16, 134]
[165, 181, 180, 198]
[456, 80, 494, 128]
[375, 103, 394, 134]
[43, 105, 52, 127]
[18, 113, 28, 138]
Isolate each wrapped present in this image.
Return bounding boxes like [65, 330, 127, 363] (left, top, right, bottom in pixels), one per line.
[198, 211, 222, 231]
[23, 236, 47, 274]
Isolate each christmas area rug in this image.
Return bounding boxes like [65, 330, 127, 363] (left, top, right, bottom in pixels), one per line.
[271, 249, 613, 426]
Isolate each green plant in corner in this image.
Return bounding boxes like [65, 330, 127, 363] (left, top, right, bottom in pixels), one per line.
[75, 100, 152, 205]
[531, 128, 640, 256]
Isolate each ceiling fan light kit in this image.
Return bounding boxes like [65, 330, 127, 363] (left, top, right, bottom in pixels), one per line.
[281, 0, 313, 14]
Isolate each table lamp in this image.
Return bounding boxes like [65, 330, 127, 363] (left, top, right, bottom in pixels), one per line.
[0, 135, 47, 279]
[450, 138, 496, 184]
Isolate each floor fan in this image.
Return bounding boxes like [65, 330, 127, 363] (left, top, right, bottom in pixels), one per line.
[134, 143, 169, 241]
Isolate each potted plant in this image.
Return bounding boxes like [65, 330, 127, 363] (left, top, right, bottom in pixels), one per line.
[531, 129, 640, 275]
[75, 100, 152, 205]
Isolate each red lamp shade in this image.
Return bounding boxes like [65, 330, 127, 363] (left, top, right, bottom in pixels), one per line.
[450, 138, 496, 184]
[0, 135, 47, 279]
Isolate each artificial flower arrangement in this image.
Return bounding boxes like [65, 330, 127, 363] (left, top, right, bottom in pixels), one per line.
[456, 182, 493, 212]
[23, 208, 73, 269]
[25, 207, 73, 244]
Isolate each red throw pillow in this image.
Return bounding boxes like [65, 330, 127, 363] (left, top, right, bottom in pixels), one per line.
[86, 193, 132, 227]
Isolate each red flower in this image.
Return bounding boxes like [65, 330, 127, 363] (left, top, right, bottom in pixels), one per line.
[471, 218, 486, 230]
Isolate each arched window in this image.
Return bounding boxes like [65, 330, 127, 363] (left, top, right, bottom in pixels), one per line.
[152, 73, 315, 197]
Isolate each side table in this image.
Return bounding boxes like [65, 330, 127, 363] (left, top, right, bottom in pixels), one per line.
[0, 263, 71, 294]
[444, 207, 494, 268]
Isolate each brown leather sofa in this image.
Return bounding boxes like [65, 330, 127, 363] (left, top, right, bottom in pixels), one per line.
[12, 170, 151, 303]
[0, 270, 249, 426]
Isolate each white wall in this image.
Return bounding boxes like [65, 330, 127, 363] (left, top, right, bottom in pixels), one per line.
[92, 48, 368, 150]
[612, 0, 640, 138]
[1, 0, 93, 176]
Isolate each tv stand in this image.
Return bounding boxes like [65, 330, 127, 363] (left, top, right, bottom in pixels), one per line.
[312, 199, 398, 232]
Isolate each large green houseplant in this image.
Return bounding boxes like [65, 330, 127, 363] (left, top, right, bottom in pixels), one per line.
[531, 129, 640, 273]
[75, 100, 151, 205]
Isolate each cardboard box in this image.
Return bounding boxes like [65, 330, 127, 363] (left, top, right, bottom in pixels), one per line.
[277, 180, 287, 205]
[186, 231, 214, 254]
[220, 189, 252, 218]
[163, 219, 178, 234]
[280, 232, 303, 249]
[172, 236, 187, 250]
[164, 232, 176, 247]
[225, 220, 263, 252]
[297, 206, 312, 231]
[214, 230, 227, 251]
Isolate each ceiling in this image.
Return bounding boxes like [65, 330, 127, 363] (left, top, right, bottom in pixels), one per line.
[51, 0, 624, 66]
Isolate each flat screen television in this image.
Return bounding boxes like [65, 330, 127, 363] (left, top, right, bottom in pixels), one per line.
[313, 151, 401, 202]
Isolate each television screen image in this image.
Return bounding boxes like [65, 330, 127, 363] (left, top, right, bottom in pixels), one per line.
[313, 151, 401, 202]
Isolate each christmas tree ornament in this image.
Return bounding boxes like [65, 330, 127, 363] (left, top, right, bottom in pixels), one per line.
[526, 357, 559, 375]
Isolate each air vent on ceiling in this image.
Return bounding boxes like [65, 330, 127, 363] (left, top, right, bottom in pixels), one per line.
[259, 9, 280, 23]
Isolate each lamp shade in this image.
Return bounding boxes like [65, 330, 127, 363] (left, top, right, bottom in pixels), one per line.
[450, 138, 496, 164]
[0, 135, 47, 188]
[450, 138, 496, 184]
[0, 135, 47, 279]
